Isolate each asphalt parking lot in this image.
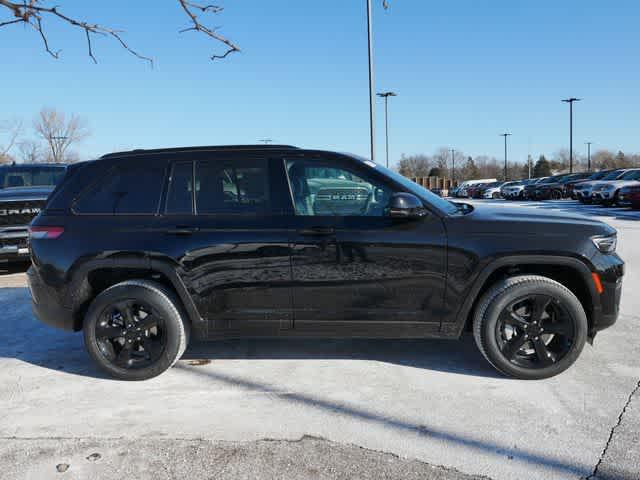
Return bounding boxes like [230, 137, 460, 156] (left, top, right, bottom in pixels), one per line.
[1, 199, 638, 480]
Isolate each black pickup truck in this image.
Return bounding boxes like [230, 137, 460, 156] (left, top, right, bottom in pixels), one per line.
[0, 163, 66, 263]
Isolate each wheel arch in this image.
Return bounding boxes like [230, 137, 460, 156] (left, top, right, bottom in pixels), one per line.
[456, 255, 599, 339]
[66, 255, 203, 335]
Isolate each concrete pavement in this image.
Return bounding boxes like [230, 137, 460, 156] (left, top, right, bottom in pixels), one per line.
[0, 200, 638, 479]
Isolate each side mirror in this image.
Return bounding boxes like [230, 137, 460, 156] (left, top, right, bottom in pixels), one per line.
[388, 192, 428, 219]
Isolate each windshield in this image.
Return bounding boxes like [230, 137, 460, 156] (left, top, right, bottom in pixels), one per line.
[349, 155, 459, 215]
[620, 169, 640, 180]
[0, 165, 66, 189]
[589, 171, 609, 180]
[601, 170, 624, 180]
[539, 176, 562, 184]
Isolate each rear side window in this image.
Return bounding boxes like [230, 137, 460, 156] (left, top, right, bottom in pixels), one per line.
[195, 159, 270, 214]
[74, 163, 166, 215]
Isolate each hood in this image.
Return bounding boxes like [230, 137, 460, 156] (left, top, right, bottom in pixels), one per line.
[0, 186, 55, 201]
[462, 203, 614, 236]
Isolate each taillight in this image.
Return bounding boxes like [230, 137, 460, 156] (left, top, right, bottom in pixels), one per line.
[29, 226, 64, 239]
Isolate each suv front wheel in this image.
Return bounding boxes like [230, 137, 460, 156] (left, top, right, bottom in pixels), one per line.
[83, 280, 190, 381]
[473, 275, 588, 379]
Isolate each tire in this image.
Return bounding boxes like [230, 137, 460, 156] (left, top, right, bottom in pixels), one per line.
[551, 190, 562, 200]
[83, 280, 190, 381]
[473, 275, 588, 380]
[492, 192, 500, 199]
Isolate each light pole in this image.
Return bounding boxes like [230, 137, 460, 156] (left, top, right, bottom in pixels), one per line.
[377, 91, 396, 168]
[366, 0, 376, 163]
[585, 142, 592, 171]
[450, 149, 455, 182]
[500, 133, 511, 180]
[562, 98, 581, 173]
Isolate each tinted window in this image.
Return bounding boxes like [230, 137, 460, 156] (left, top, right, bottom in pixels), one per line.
[75, 163, 166, 214]
[166, 162, 193, 214]
[196, 159, 269, 214]
[602, 170, 624, 180]
[286, 159, 393, 217]
[620, 170, 640, 180]
[0, 166, 66, 188]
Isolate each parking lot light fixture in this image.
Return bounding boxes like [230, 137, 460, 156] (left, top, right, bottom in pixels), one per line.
[562, 98, 582, 173]
[377, 91, 397, 168]
[500, 133, 511, 181]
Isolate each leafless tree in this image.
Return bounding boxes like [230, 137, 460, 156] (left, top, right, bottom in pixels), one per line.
[0, 1, 391, 64]
[0, 117, 22, 159]
[17, 139, 44, 163]
[34, 108, 89, 163]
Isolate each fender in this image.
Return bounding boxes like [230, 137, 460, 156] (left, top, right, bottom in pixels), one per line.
[66, 253, 204, 334]
[452, 254, 600, 338]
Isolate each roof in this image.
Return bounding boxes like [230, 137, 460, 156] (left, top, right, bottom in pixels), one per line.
[100, 145, 300, 159]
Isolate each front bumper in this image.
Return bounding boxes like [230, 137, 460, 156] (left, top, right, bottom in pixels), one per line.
[27, 266, 76, 331]
[590, 254, 625, 336]
[591, 190, 615, 203]
[0, 227, 30, 262]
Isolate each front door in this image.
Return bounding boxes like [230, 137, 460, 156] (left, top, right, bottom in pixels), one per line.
[283, 154, 447, 336]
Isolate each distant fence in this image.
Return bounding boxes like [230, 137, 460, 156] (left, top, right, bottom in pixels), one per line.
[410, 176, 459, 194]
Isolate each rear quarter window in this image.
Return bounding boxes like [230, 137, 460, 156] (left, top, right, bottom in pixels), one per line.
[73, 162, 167, 215]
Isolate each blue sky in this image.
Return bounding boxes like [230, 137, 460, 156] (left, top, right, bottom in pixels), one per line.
[1, 0, 639, 166]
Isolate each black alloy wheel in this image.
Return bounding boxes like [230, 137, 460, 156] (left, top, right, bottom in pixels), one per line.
[95, 299, 166, 370]
[495, 294, 575, 369]
[551, 190, 562, 200]
[473, 275, 588, 379]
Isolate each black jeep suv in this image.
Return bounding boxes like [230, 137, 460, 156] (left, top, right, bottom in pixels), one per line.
[28, 145, 624, 380]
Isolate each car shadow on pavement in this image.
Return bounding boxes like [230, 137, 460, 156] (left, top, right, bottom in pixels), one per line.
[172, 362, 592, 479]
[1, 285, 499, 380]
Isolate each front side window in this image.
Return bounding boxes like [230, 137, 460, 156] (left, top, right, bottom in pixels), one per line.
[286, 159, 393, 217]
[195, 159, 270, 214]
[74, 163, 166, 215]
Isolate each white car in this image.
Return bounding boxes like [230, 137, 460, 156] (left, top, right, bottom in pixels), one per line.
[455, 178, 497, 198]
[501, 178, 543, 199]
[575, 170, 627, 203]
[482, 181, 509, 199]
[591, 169, 640, 206]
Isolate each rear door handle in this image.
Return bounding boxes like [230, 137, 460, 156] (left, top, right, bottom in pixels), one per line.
[165, 226, 199, 235]
[297, 227, 335, 236]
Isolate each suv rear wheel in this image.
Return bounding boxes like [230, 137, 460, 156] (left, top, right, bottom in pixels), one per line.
[83, 280, 190, 380]
[473, 275, 587, 379]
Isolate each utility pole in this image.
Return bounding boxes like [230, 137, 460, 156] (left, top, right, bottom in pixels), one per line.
[450, 149, 455, 182]
[585, 142, 592, 171]
[366, 0, 376, 163]
[500, 133, 511, 181]
[377, 91, 397, 168]
[528, 154, 533, 179]
[562, 98, 581, 173]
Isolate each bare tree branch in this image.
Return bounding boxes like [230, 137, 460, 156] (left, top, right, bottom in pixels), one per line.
[177, 1, 240, 60]
[0, 1, 391, 63]
[0, 117, 22, 157]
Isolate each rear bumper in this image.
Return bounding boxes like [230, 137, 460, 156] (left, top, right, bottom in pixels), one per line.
[27, 266, 76, 331]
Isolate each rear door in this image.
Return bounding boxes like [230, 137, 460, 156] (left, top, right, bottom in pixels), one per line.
[154, 153, 293, 336]
[282, 153, 447, 336]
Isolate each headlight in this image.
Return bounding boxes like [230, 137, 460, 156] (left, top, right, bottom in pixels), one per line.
[592, 235, 617, 254]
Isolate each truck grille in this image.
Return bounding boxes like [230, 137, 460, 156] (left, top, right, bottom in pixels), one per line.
[0, 200, 45, 227]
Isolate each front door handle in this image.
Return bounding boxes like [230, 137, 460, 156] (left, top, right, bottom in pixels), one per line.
[165, 226, 199, 236]
[297, 227, 335, 236]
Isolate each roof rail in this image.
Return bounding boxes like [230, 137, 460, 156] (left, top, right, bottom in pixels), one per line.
[100, 145, 300, 159]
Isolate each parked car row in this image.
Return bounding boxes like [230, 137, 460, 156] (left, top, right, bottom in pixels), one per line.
[449, 168, 640, 207]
